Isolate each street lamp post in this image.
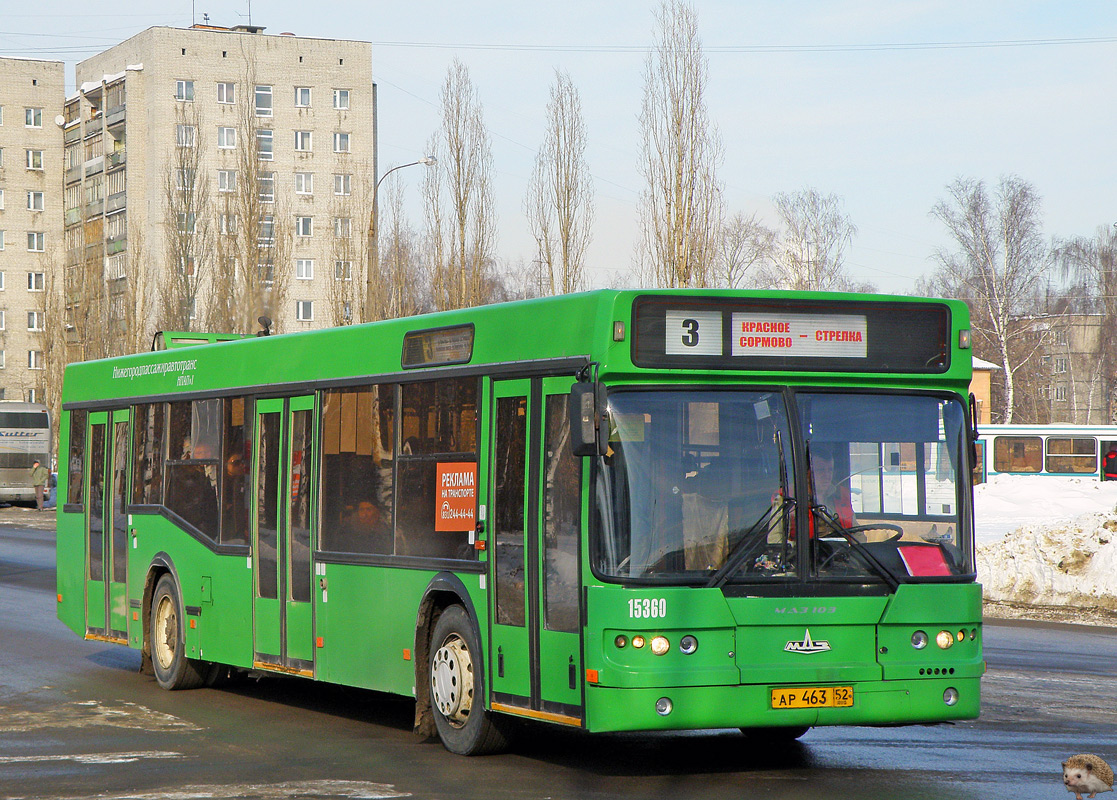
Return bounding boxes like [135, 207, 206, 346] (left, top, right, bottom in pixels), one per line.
[365, 156, 436, 322]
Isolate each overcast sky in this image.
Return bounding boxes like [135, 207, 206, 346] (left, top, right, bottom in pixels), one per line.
[3, 1, 1116, 294]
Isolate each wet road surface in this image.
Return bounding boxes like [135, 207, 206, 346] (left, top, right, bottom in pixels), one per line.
[3, 517, 1115, 800]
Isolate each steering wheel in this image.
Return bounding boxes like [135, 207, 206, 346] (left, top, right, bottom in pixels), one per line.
[842, 522, 904, 543]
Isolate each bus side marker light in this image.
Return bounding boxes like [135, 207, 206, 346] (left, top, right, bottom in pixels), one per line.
[189, 619, 196, 629]
[57, 594, 62, 603]
[316, 637, 324, 648]
[474, 540, 486, 551]
[613, 321, 626, 341]
[133, 611, 139, 621]
[586, 669, 599, 684]
[403, 649, 411, 661]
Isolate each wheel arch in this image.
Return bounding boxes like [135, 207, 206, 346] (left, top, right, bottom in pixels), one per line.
[412, 571, 483, 739]
[140, 552, 179, 675]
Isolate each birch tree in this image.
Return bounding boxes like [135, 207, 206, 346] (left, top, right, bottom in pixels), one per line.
[763, 188, 859, 291]
[525, 70, 594, 295]
[714, 211, 776, 288]
[930, 175, 1050, 423]
[637, 0, 723, 288]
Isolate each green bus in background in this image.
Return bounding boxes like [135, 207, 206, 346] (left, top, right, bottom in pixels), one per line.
[56, 290, 983, 755]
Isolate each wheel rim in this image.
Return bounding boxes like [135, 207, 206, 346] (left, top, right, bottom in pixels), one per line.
[431, 633, 474, 729]
[154, 594, 177, 671]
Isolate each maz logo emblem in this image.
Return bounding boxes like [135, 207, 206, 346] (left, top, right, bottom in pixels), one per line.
[784, 629, 832, 654]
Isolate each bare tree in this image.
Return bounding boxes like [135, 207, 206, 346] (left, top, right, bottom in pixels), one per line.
[159, 101, 211, 331]
[423, 59, 497, 310]
[370, 174, 427, 320]
[713, 211, 776, 288]
[637, 0, 723, 288]
[1055, 225, 1117, 421]
[763, 188, 860, 291]
[525, 70, 594, 295]
[326, 162, 372, 326]
[207, 49, 292, 334]
[930, 175, 1050, 423]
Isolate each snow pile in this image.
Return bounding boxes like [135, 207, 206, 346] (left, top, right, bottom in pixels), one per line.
[974, 475, 1117, 615]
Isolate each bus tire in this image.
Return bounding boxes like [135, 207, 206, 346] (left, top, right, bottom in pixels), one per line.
[150, 574, 207, 690]
[428, 605, 507, 755]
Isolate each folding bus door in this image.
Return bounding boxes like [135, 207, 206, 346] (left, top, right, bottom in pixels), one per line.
[489, 377, 583, 726]
[252, 396, 316, 674]
[85, 408, 130, 642]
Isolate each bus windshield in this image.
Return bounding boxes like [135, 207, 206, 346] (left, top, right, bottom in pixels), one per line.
[593, 389, 971, 585]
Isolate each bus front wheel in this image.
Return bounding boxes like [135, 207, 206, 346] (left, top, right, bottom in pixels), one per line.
[150, 574, 207, 690]
[428, 605, 507, 755]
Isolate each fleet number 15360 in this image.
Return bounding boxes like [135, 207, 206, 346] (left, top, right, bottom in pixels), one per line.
[629, 598, 666, 618]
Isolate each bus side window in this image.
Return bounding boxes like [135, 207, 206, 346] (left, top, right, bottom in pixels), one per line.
[67, 410, 87, 506]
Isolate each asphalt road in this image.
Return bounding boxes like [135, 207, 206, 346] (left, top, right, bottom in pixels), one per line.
[2, 516, 1115, 800]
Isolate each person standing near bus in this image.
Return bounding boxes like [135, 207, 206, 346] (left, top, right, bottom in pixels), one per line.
[1104, 449, 1117, 481]
[30, 460, 49, 511]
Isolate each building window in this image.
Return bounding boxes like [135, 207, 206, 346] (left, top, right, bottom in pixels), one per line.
[24, 108, 42, 128]
[217, 82, 235, 104]
[218, 126, 237, 149]
[296, 259, 314, 279]
[1055, 385, 1068, 401]
[177, 212, 196, 234]
[296, 300, 313, 321]
[218, 169, 237, 192]
[294, 130, 312, 152]
[27, 310, 43, 331]
[27, 233, 44, 252]
[333, 132, 350, 153]
[295, 216, 313, 237]
[178, 256, 196, 276]
[0, 231, 4, 250]
[26, 150, 43, 170]
[334, 260, 352, 280]
[259, 215, 275, 245]
[1054, 357, 1068, 374]
[28, 351, 43, 370]
[27, 272, 44, 291]
[333, 173, 351, 195]
[334, 217, 351, 238]
[0, 189, 4, 209]
[27, 191, 43, 211]
[256, 129, 274, 161]
[0, 353, 5, 372]
[258, 172, 276, 203]
[220, 214, 238, 236]
[294, 172, 314, 195]
[0, 272, 6, 290]
[255, 85, 273, 117]
[175, 168, 196, 191]
[176, 124, 196, 147]
[333, 89, 350, 110]
[0, 311, 5, 330]
[295, 87, 312, 107]
[175, 80, 194, 102]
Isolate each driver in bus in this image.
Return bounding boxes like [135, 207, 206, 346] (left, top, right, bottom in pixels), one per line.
[810, 448, 856, 530]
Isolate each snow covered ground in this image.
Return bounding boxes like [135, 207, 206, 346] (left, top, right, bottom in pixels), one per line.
[975, 475, 1117, 619]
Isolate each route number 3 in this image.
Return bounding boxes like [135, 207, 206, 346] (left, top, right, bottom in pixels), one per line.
[680, 318, 700, 347]
[665, 309, 722, 356]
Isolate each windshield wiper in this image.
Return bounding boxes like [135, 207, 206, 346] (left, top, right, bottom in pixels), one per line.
[812, 506, 901, 592]
[706, 495, 794, 588]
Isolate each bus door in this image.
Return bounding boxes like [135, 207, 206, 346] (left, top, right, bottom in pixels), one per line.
[489, 377, 583, 725]
[85, 409, 130, 641]
[252, 396, 316, 674]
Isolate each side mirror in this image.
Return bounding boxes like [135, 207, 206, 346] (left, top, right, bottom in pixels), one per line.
[968, 392, 979, 469]
[570, 383, 608, 457]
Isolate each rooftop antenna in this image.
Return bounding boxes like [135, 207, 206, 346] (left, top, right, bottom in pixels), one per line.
[203, 13, 210, 24]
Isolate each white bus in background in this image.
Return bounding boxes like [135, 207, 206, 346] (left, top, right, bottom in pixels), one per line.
[0, 402, 51, 503]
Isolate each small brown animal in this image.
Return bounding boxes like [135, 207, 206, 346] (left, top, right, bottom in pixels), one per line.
[1063, 754, 1114, 800]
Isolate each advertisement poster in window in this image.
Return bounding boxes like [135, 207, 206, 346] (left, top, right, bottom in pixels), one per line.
[436, 462, 476, 532]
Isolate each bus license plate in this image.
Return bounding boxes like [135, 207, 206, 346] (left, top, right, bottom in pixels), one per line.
[771, 686, 854, 709]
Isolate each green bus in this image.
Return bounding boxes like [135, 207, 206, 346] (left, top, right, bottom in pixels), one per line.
[57, 290, 983, 755]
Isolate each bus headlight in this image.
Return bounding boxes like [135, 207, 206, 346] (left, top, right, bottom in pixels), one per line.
[679, 635, 698, 655]
[650, 636, 670, 656]
[911, 631, 928, 650]
[936, 630, 955, 650]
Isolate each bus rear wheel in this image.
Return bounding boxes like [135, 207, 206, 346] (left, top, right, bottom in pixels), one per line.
[428, 605, 507, 755]
[150, 574, 207, 690]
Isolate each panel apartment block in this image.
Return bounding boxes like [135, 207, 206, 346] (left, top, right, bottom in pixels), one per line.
[72, 25, 375, 337]
[0, 57, 64, 403]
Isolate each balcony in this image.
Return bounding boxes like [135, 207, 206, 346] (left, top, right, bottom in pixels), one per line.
[106, 237, 127, 256]
[64, 208, 82, 226]
[106, 192, 126, 214]
[85, 199, 104, 217]
[64, 125, 81, 145]
[65, 164, 82, 185]
[106, 104, 125, 128]
[84, 156, 105, 178]
[107, 149, 126, 169]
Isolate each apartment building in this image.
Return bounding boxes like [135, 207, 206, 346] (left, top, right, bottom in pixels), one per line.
[67, 25, 375, 348]
[0, 57, 65, 403]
